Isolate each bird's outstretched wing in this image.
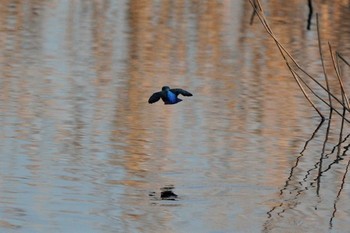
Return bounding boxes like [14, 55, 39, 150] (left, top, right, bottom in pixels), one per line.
[148, 92, 162, 104]
[170, 88, 193, 97]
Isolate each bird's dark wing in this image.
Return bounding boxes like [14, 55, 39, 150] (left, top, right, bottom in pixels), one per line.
[148, 92, 162, 104]
[170, 88, 193, 97]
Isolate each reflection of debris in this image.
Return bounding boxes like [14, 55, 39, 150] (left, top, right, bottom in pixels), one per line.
[160, 190, 178, 200]
[160, 185, 178, 200]
[148, 191, 156, 197]
[149, 185, 178, 201]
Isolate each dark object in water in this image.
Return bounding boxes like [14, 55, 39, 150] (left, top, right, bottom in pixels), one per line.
[148, 86, 193, 105]
[148, 192, 156, 197]
[307, 0, 313, 30]
[149, 185, 179, 201]
[160, 190, 178, 200]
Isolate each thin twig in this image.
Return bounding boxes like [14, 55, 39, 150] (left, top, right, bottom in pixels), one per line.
[337, 52, 350, 67]
[336, 54, 346, 159]
[316, 14, 332, 107]
[296, 71, 350, 123]
[250, 0, 257, 25]
[249, 0, 323, 118]
[338, 97, 346, 159]
[291, 68, 324, 119]
[329, 43, 350, 109]
[249, 0, 350, 113]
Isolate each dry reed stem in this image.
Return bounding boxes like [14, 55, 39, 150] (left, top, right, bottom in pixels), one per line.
[250, 0, 257, 25]
[337, 52, 350, 67]
[329, 43, 350, 109]
[316, 14, 332, 107]
[290, 67, 324, 118]
[248, 0, 323, 119]
[336, 54, 346, 158]
[295, 70, 350, 123]
[338, 99, 346, 158]
[249, 0, 350, 113]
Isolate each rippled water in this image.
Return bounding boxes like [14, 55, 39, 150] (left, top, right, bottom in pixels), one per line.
[1, 1, 350, 232]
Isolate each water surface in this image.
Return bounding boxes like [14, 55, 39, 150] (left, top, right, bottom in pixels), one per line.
[1, 1, 350, 232]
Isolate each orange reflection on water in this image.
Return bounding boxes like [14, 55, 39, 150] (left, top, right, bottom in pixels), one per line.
[0, 0, 350, 232]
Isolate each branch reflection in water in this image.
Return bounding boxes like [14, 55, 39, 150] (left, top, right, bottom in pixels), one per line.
[264, 120, 350, 231]
[250, 0, 350, 231]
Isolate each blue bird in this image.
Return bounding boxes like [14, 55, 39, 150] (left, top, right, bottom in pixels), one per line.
[148, 86, 193, 105]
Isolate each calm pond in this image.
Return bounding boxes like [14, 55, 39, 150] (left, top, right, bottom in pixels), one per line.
[1, 1, 350, 232]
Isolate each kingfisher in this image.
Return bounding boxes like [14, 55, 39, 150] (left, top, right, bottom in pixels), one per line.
[148, 86, 193, 105]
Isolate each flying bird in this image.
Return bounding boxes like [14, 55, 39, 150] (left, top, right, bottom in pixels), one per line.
[148, 86, 193, 105]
